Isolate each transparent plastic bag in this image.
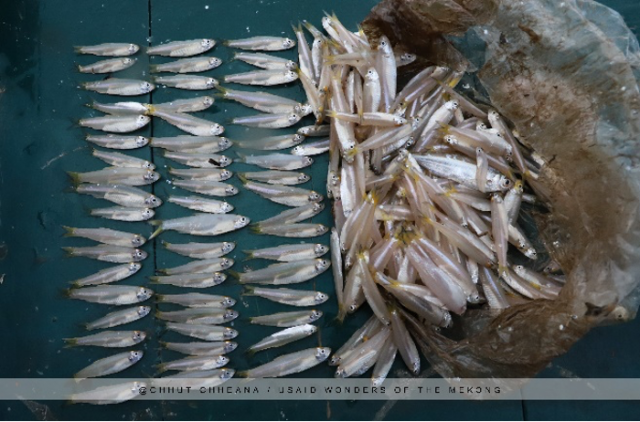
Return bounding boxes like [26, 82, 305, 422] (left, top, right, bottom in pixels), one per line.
[363, 0, 640, 378]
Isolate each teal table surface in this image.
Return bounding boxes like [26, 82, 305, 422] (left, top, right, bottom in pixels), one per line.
[0, 0, 639, 420]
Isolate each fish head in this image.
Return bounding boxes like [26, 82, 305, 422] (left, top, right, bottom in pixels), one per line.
[140, 81, 155, 93]
[298, 173, 311, 183]
[223, 309, 239, 322]
[136, 136, 150, 147]
[284, 70, 298, 82]
[210, 123, 224, 136]
[138, 306, 151, 317]
[212, 272, 227, 285]
[307, 325, 319, 335]
[122, 57, 135, 65]
[128, 44, 139, 54]
[404, 136, 415, 148]
[202, 96, 214, 107]
[394, 116, 407, 126]
[234, 216, 250, 229]
[292, 146, 303, 155]
[136, 287, 153, 301]
[130, 235, 145, 247]
[132, 331, 146, 343]
[145, 195, 162, 207]
[328, 171, 340, 186]
[309, 310, 323, 322]
[223, 328, 238, 340]
[285, 60, 298, 71]
[308, 191, 322, 202]
[443, 134, 457, 145]
[221, 242, 236, 254]
[399, 53, 416, 65]
[225, 186, 238, 196]
[220, 368, 235, 379]
[314, 244, 329, 256]
[315, 347, 332, 362]
[445, 100, 459, 111]
[312, 38, 324, 48]
[476, 122, 488, 131]
[201, 39, 215, 49]
[132, 381, 146, 393]
[497, 176, 513, 191]
[218, 137, 232, 150]
[303, 156, 314, 166]
[143, 160, 155, 170]
[221, 202, 234, 213]
[140, 208, 155, 220]
[209, 57, 222, 67]
[220, 169, 233, 181]
[143, 170, 159, 182]
[129, 350, 144, 363]
[282, 38, 296, 49]
[220, 258, 234, 270]
[314, 291, 329, 304]
[513, 265, 525, 277]
[524, 248, 538, 260]
[315, 225, 329, 236]
[347, 302, 359, 313]
[136, 115, 150, 128]
[128, 262, 142, 273]
[223, 342, 238, 354]
[315, 259, 330, 272]
[131, 249, 147, 261]
[205, 78, 218, 89]
[221, 297, 236, 307]
[216, 355, 230, 366]
[298, 103, 313, 116]
[365, 67, 378, 82]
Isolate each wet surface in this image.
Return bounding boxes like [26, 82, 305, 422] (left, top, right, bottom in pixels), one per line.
[0, 0, 638, 420]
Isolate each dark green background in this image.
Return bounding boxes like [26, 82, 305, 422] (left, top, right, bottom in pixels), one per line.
[0, 0, 639, 420]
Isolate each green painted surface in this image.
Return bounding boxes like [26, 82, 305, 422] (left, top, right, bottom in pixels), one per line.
[0, 0, 638, 420]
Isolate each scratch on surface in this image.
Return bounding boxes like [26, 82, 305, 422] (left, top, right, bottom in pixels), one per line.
[40, 146, 85, 170]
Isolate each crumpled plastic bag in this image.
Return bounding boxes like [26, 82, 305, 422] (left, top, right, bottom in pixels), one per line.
[363, 0, 640, 378]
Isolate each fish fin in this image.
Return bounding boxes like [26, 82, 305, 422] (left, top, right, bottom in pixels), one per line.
[249, 225, 263, 235]
[236, 370, 249, 378]
[241, 286, 256, 297]
[73, 46, 84, 54]
[214, 84, 228, 95]
[63, 338, 78, 348]
[148, 276, 159, 283]
[66, 171, 81, 188]
[156, 268, 168, 275]
[145, 104, 157, 116]
[228, 270, 241, 280]
[236, 173, 248, 184]
[244, 348, 257, 358]
[148, 64, 159, 73]
[436, 121, 451, 136]
[221, 40, 230, 46]
[155, 294, 165, 303]
[61, 247, 75, 257]
[154, 364, 166, 376]
[61, 226, 76, 237]
[160, 240, 170, 247]
[242, 250, 254, 260]
[234, 150, 248, 162]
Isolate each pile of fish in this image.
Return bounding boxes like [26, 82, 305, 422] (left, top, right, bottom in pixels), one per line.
[289, 14, 563, 383]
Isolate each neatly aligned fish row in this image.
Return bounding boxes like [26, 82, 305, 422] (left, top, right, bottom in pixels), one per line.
[64, 42, 159, 386]
[290, 14, 563, 383]
[208, 34, 335, 378]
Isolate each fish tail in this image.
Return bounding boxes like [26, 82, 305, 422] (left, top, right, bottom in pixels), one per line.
[148, 276, 159, 283]
[61, 226, 76, 237]
[244, 348, 257, 358]
[63, 337, 78, 348]
[228, 270, 241, 280]
[156, 268, 168, 275]
[221, 40, 230, 46]
[61, 247, 75, 257]
[148, 225, 163, 240]
[237, 370, 249, 378]
[148, 64, 159, 73]
[155, 294, 165, 303]
[249, 225, 263, 235]
[214, 84, 228, 95]
[234, 150, 247, 162]
[154, 363, 167, 375]
[236, 173, 248, 184]
[73, 46, 83, 54]
[66, 171, 81, 187]
[241, 286, 255, 297]
[498, 265, 509, 277]
[145, 104, 157, 116]
[242, 250, 254, 260]
[436, 121, 451, 136]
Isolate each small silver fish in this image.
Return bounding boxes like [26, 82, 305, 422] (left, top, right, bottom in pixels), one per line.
[252, 223, 328, 238]
[62, 226, 146, 247]
[164, 151, 232, 168]
[157, 257, 234, 275]
[240, 178, 322, 207]
[150, 109, 224, 136]
[168, 167, 233, 182]
[74, 43, 139, 56]
[79, 115, 150, 133]
[75, 350, 143, 379]
[247, 324, 317, 355]
[67, 381, 146, 405]
[248, 310, 323, 327]
[244, 243, 329, 262]
[291, 139, 330, 156]
[235, 134, 305, 151]
[150, 135, 231, 153]
[236, 151, 313, 170]
[232, 259, 330, 285]
[256, 203, 325, 226]
[165, 323, 238, 341]
[68, 167, 160, 186]
[63, 245, 147, 263]
[224, 36, 295, 51]
[223, 69, 298, 86]
[85, 134, 149, 150]
[87, 101, 150, 116]
[232, 112, 301, 129]
[238, 170, 309, 185]
[152, 96, 214, 113]
[151, 75, 218, 90]
[64, 330, 146, 348]
[216, 86, 304, 114]
[157, 293, 235, 308]
[66, 285, 153, 305]
[242, 286, 329, 306]
[156, 307, 238, 324]
[161, 240, 235, 259]
[149, 213, 250, 238]
[92, 149, 155, 170]
[150, 56, 222, 73]
[85, 306, 151, 330]
[78, 57, 137, 74]
[157, 355, 229, 374]
[168, 195, 234, 214]
[72, 262, 142, 287]
[147, 39, 216, 57]
[233, 52, 297, 70]
[75, 184, 162, 207]
[150, 273, 227, 289]
[171, 179, 238, 197]
[238, 347, 331, 378]
[90, 206, 155, 222]
[161, 341, 238, 356]
[81, 78, 155, 96]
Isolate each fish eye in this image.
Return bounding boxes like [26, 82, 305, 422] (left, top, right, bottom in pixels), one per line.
[305, 157, 313, 164]
[128, 44, 136, 52]
[289, 113, 299, 121]
[294, 134, 304, 141]
[348, 304, 357, 311]
[298, 174, 308, 181]
[201, 39, 211, 47]
[225, 187, 236, 195]
[203, 97, 213, 106]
